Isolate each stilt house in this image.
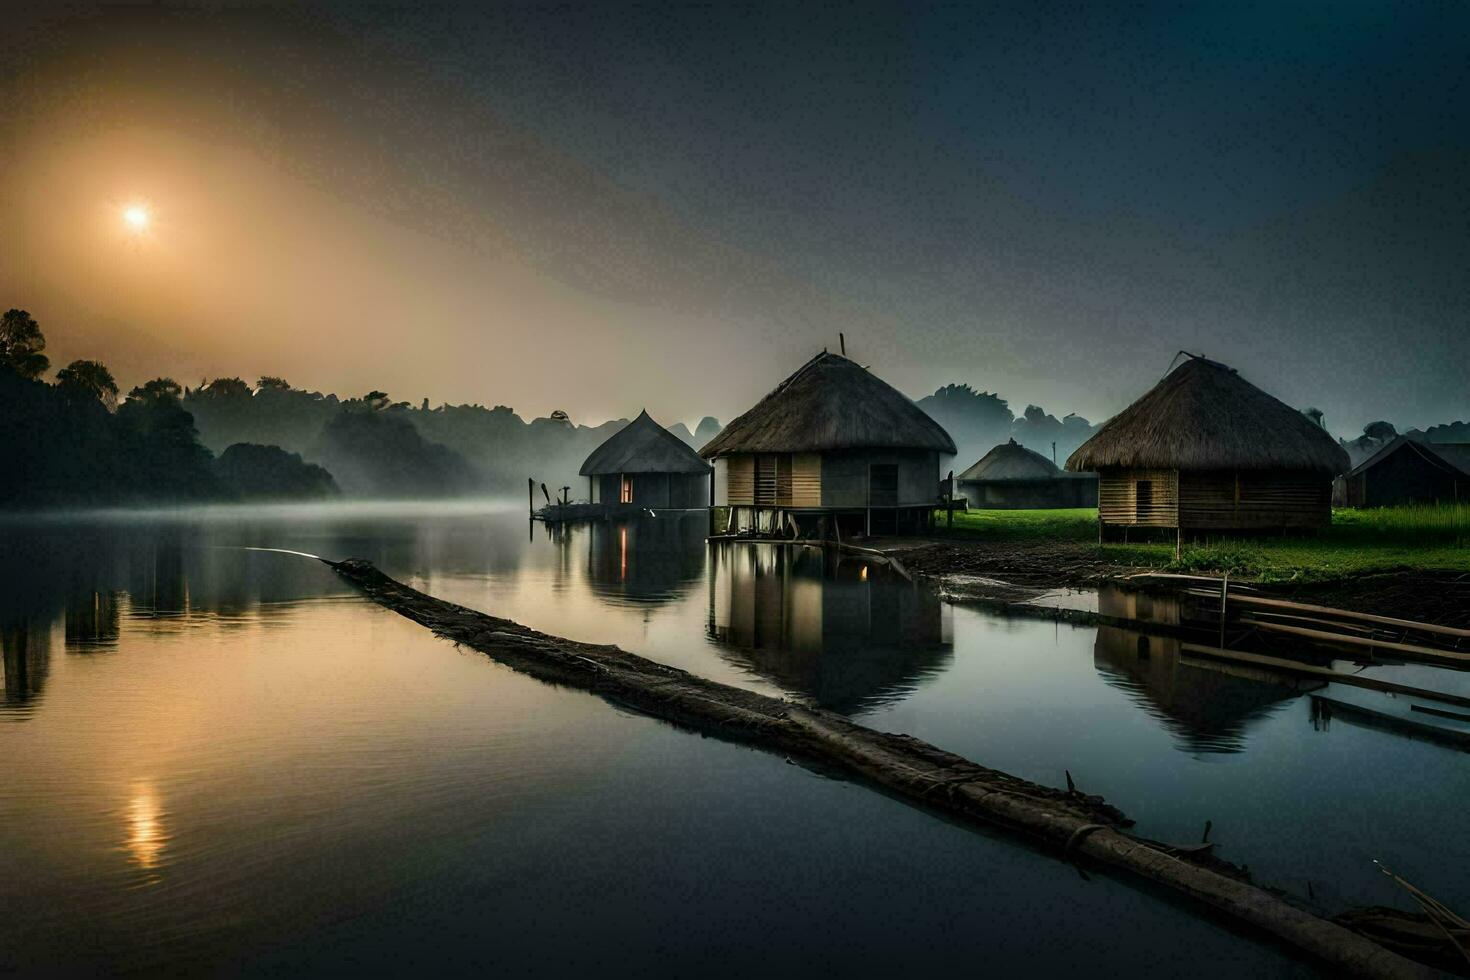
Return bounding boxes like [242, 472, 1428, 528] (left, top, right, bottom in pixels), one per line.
[699, 351, 956, 536]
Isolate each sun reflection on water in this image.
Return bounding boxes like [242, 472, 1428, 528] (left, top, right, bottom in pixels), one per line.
[124, 782, 168, 876]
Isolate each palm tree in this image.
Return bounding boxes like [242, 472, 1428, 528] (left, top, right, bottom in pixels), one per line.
[56, 359, 120, 409]
[0, 309, 49, 380]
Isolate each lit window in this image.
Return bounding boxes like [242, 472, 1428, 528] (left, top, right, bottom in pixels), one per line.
[621, 475, 633, 504]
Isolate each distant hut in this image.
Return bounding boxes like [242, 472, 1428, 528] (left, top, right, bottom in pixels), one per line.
[1066, 356, 1347, 539]
[1340, 437, 1469, 508]
[580, 410, 712, 510]
[700, 351, 956, 536]
[956, 439, 1097, 509]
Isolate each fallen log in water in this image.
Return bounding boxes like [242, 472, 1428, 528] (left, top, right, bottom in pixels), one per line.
[327, 557, 1441, 980]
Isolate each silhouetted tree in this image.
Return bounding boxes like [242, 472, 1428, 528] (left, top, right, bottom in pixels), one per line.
[0, 309, 49, 380]
[256, 376, 291, 390]
[128, 377, 184, 403]
[363, 390, 390, 411]
[212, 443, 339, 499]
[1362, 420, 1397, 442]
[55, 359, 119, 409]
[197, 376, 252, 399]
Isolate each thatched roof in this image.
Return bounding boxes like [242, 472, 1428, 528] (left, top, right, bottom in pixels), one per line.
[699, 352, 956, 458]
[1066, 356, 1349, 475]
[580, 410, 712, 476]
[957, 439, 1061, 481]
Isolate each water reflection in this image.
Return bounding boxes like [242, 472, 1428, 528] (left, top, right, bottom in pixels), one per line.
[707, 543, 952, 712]
[1092, 586, 1317, 754]
[124, 781, 168, 876]
[1, 619, 51, 716]
[584, 515, 707, 606]
[64, 590, 122, 650]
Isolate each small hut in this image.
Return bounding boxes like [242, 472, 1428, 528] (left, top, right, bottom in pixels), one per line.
[1340, 437, 1469, 508]
[700, 351, 956, 536]
[1066, 356, 1347, 538]
[956, 439, 1097, 509]
[581, 410, 711, 510]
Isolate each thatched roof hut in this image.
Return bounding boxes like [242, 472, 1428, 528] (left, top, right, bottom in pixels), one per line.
[701, 351, 955, 537]
[958, 439, 1060, 482]
[581, 410, 710, 476]
[700, 351, 955, 458]
[580, 410, 710, 510]
[956, 439, 1096, 509]
[1067, 357, 1347, 475]
[1067, 357, 1347, 535]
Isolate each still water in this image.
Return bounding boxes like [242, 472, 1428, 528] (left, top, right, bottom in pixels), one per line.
[2, 503, 1464, 976]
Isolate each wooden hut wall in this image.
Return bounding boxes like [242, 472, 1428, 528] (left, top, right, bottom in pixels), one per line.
[668, 472, 711, 508]
[791, 453, 822, 507]
[820, 450, 939, 509]
[593, 472, 709, 508]
[719, 456, 755, 505]
[1177, 470, 1331, 529]
[1098, 468, 1179, 527]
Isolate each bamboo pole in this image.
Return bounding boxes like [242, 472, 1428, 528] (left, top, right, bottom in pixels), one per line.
[327, 557, 1436, 980]
[1210, 593, 1470, 640]
[1180, 643, 1470, 711]
[1245, 620, 1470, 668]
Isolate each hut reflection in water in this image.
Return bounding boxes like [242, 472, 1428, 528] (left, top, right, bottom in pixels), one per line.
[584, 514, 709, 606]
[1092, 585, 1321, 754]
[707, 543, 952, 712]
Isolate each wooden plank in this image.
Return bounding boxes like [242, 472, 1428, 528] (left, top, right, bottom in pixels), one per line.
[1179, 643, 1470, 710]
[1245, 620, 1470, 666]
[1217, 593, 1470, 640]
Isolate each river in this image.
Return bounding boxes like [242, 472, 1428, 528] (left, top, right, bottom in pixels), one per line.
[3, 502, 1465, 976]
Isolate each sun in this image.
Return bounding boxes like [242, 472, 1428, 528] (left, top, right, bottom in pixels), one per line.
[123, 205, 150, 231]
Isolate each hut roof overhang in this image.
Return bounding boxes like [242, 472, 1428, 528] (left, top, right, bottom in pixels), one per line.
[698, 351, 956, 458]
[957, 439, 1063, 482]
[1065, 356, 1349, 476]
[580, 410, 712, 476]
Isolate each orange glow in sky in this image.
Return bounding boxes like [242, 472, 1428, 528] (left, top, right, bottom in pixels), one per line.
[123, 205, 150, 231]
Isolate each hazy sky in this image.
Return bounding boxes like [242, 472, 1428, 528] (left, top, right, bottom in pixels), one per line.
[1, 2, 1466, 435]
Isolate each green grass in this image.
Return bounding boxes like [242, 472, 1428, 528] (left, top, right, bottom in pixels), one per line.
[934, 505, 1470, 582]
[937, 507, 1099, 541]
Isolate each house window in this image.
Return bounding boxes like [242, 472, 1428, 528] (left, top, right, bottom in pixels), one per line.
[755, 455, 780, 507]
[620, 475, 633, 504]
[1135, 480, 1155, 521]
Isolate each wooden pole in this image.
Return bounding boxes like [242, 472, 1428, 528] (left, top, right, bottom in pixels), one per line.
[1181, 643, 1470, 711]
[528, 477, 535, 517]
[1219, 573, 1228, 650]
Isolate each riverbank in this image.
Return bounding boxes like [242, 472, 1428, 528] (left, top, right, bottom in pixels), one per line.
[879, 508, 1470, 628]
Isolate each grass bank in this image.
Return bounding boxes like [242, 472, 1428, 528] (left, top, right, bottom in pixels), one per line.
[934, 506, 1470, 583]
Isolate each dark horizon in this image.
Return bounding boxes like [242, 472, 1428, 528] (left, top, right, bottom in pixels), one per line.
[2, 2, 1465, 436]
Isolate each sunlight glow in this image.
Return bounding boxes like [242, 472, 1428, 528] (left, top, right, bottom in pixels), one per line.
[123, 205, 150, 231]
[124, 782, 167, 873]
